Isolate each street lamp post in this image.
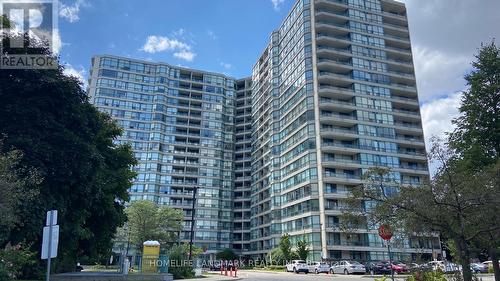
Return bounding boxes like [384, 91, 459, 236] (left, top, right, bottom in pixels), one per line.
[188, 186, 197, 260]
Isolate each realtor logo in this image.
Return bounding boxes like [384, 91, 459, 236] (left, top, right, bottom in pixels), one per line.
[0, 0, 58, 69]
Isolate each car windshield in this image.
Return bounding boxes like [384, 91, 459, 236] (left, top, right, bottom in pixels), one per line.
[297, 261, 306, 264]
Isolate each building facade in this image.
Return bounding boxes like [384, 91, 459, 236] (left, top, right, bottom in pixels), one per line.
[88, 0, 440, 262]
[88, 57, 237, 254]
[248, 0, 439, 261]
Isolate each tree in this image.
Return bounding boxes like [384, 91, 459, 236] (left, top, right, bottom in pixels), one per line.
[267, 248, 284, 265]
[0, 144, 40, 245]
[296, 239, 309, 261]
[0, 145, 40, 280]
[279, 234, 293, 262]
[0, 31, 137, 274]
[449, 41, 500, 281]
[449, 41, 500, 170]
[216, 249, 237, 261]
[123, 200, 183, 249]
[343, 140, 500, 281]
[167, 244, 202, 279]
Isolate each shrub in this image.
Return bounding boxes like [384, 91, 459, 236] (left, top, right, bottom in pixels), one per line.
[406, 270, 447, 281]
[0, 243, 37, 281]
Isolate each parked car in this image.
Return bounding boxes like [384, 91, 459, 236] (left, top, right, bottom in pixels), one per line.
[311, 262, 330, 274]
[443, 262, 461, 273]
[425, 261, 445, 271]
[365, 261, 392, 275]
[286, 260, 309, 274]
[407, 263, 421, 272]
[482, 260, 500, 270]
[391, 261, 408, 274]
[470, 263, 488, 273]
[330, 260, 366, 274]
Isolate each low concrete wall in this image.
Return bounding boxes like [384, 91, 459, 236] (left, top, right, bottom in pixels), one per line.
[52, 272, 173, 281]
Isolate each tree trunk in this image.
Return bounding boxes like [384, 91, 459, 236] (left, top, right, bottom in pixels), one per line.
[456, 238, 473, 281]
[490, 248, 500, 281]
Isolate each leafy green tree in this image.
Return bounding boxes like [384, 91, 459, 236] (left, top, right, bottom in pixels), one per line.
[0, 145, 40, 280]
[279, 234, 293, 262]
[123, 200, 183, 249]
[267, 248, 284, 265]
[449, 41, 500, 169]
[0, 31, 137, 274]
[216, 249, 237, 261]
[449, 41, 500, 281]
[167, 244, 202, 279]
[296, 239, 309, 261]
[343, 141, 499, 281]
[0, 144, 40, 245]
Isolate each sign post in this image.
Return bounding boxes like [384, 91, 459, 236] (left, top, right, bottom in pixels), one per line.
[42, 210, 59, 281]
[378, 224, 394, 281]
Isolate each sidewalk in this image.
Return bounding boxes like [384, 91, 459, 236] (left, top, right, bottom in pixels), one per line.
[181, 273, 244, 281]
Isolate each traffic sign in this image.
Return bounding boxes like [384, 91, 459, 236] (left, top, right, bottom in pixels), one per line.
[41, 225, 59, 259]
[46, 210, 58, 226]
[378, 224, 393, 241]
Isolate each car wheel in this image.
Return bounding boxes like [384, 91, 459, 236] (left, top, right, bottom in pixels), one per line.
[293, 267, 297, 274]
[315, 269, 318, 274]
[344, 269, 349, 275]
[330, 269, 334, 274]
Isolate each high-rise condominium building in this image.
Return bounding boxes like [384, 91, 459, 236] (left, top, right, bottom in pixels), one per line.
[88, 0, 440, 262]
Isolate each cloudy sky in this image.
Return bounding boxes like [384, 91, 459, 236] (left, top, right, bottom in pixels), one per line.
[400, 0, 500, 150]
[54, 0, 500, 164]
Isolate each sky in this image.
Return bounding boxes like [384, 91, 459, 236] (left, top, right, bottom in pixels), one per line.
[55, 0, 500, 160]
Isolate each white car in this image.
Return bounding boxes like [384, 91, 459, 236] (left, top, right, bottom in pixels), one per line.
[482, 260, 500, 270]
[286, 260, 309, 274]
[311, 262, 330, 274]
[426, 261, 445, 271]
[330, 260, 366, 274]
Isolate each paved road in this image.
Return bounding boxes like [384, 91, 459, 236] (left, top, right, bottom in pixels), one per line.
[232, 271, 496, 281]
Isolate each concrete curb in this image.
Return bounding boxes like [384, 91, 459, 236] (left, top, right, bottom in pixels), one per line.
[182, 277, 243, 281]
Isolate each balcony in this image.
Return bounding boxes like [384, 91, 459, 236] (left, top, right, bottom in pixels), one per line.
[315, 21, 411, 45]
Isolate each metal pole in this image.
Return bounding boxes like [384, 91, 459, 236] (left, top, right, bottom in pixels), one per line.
[388, 241, 394, 281]
[319, 223, 323, 261]
[46, 211, 53, 281]
[123, 225, 130, 274]
[188, 186, 197, 260]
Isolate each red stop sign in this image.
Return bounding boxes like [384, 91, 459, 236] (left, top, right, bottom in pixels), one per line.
[378, 224, 393, 240]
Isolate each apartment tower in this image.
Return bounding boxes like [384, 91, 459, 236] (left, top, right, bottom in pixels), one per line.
[88, 0, 439, 262]
[248, 0, 438, 261]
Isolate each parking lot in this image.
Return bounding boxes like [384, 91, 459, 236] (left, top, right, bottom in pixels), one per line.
[231, 271, 496, 281]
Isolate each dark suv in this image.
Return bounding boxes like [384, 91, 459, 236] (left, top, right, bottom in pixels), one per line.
[365, 261, 392, 275]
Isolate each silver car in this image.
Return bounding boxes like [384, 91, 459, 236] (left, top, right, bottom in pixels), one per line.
[311, 262, 330, 274]
[330, 260, 366, 274]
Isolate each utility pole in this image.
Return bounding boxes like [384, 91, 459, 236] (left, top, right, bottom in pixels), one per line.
[188, 186, 197, 260]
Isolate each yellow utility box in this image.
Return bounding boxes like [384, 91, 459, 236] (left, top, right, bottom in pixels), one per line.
[142, 240, 160, 273]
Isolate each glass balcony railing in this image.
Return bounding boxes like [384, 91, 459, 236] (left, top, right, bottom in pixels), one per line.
[315, 21, 411, 43]
[316, 44, 414, 65]
[321, 141, 426, 157]
[320, 126, 424, 143]
[318, 58, 415, 78]
[318, 0, 407, 20]
[318, 71, 417, 92]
